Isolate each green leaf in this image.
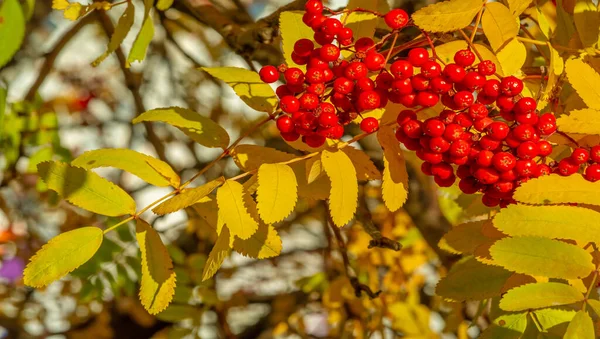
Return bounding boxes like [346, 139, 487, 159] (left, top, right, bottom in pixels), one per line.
[279, 11, 315, 70]
[256, 163, 298, 224]
[490, 237, 594, 279]
[564, 310, 595, 339]
[136, 219, 176, 315]
[436, 256, 512, 302]
[573, 0, 599, 48]
[500, 282, 584, 311]
[22, 0, 35, 20]
[152, 177, 225, 215]
[202, 67, 278, 113]
[24, 227, 104, 287]
[202, 227, 231, 281]
[37, 161, 136, 216]
[411, 0, 484, 33]
[72, 148, 180, 187]
[28, 146, 54, 173]
[132, 106, 230, 149]
[481, 2, 519, 51]
[494, 205, 600, 244]
[480, 312, 528, 339]
[156, 0, 174, 10]
[533, 308, 576, 332]
[92, 1, 135, 66]
[126, 0, 153, 67]
[0, 0, 26, 68]
[514, 174, 600, 206]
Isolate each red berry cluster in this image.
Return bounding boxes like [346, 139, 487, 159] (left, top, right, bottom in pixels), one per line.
[258, 0, 599, 208]
[259, 0, 410, 147]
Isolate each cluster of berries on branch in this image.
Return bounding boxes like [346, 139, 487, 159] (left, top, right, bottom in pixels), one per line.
[258, 0, 599, 208]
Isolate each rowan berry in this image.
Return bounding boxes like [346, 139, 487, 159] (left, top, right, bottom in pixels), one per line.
[454, 49, 475, 67]
[280, 96, 300, 113]
[259, 65, 279, 83]
[305, 0, 323, 14]
[492, 152, 516, 172]
[365, 52, 385, 71]
[407, 48, 429, 67]
[390, 60, 414, 79]
[477, 60, 496, 76]
[585, 164, 600, 182]
[500, 76, 524, 97]
[443, 64, 466, 83]
[384, 9, 409, 29]
[360, 117, 379, 133]
[571, 148, 590, 164]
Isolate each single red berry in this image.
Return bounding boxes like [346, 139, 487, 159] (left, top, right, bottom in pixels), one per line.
[276, 116, 294, 133]
[500, 76, 524, 97]
[459, 177, 480, 194]
[399, 93, 417, 108]
[317, 102, 336, 115]
[294, 39, 314, 57]
[430, 77, 452, 94]
[483, 79, 501, 97]
[496, 95, 515, 113]
[424, 118, 445, 137]
[358, 90, 381, 111]
[384, 9, 409, 29]
[305, 0, 323, 14]
[492, 152, 517, 172]
[513, 124, 536, 142]
[360, 117, 379, 133]
[517, 141, 538, 159]
[454, 49, 476, 67]
[435, 174, 456, 187]
[355, 37, 375, 51]
[515, 159, 538, 177]
[280, 96, 300, 113]
[402, 120, 423, 138]
[421, 162, 433, 175]
[591, 145, 600, 162]
[558, 158, 580, 176]
[443, 64, 466, 83]
[417, 149, 443, 164]
[344, 62, 368, 79]
[305, 68, 324, 84]
[537, 140, 553, 157]
[440, 110, 457, 124]
[571, 148, 590, 164]
[337, 27, 353, 40]
[514, 97, 537, 115]
[307, 83, 325, 95]
[443, 123, 464, 141]
[453, 91, 474, 109]
[487, 121, 510, 140]
[474, 167, 500, 184]
[284, 67, 304, 85]
[319, 44, 340, 62]
[318, 112, 339, 128]
[482, 194, 500, 207]
[468, 103, 488, 120]
[416, 91, 439, 107]
[299, 93, 319, 110]
[462, 72, 486, 91]
[515, 111, 539, 125]
[473, 117, 493, 132]
[375, 72, 394, 89]
[320, 18, 342, 35]
[276, 85, 293, 98]
[304, 134, 326, 148]
[259, 65, 279, 83]
[364, 52, 385, 71]
[333, 77, 354, 94]
[477, 150, 494, 167]
[309, 15, 327, 30]
[536, 164, 552, 177]
[407, 48, 429, 67]
[449, 140, 471, 157]
[585, 164, 600, 182]
[390, 60, 414, 79]
[454, 113, 473, 128]
[281, 130, 300, 141]
[397, 109, 417, 125]
[537, 113, 557, 135]
[479, 135, 501, 151]
[411, 74, 430, 91]
[420, 61, 442, 79]
[477, 60, 496, 76]
[431, 163, 454, 179]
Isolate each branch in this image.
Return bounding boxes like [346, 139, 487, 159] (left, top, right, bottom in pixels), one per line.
[358, 197, 402, 251]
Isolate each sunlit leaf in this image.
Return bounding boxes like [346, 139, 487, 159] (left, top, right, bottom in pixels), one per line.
[342, 146, 381, 181]
[279, 11, 315, 70]
[482, 2, 519, 51]
[256, 163, 297, 223]
[233, 223, 282, 259]
[500, 282, 584, 311]
[378, 126, 408, 211]
[127, 0, 154, 66]
[538, 46, 564, 110]
[565, 59, 600, 110]
[0, 0, 26, 68]
[92, 1, 134, 66]
[573, 0, 599, 48]
[564, 310, 595, 339]
[38, 161, 136, 216]
[231, 144, 296, 172]
[496, 39, 526, 76]
[411, 0, 483, 33]
[557, 108, 600, 135]
[156, 0, 174, 10]
[506, 0, 532, 16]
[202, 227, 231, 281]
[153, 177, 225, 215]
[514, 174, 600, 206]
[24, 227, 103, 287]
[321, 149, 358, 226]
[216, 180, 258, 239]
[534, 308, 576, 332]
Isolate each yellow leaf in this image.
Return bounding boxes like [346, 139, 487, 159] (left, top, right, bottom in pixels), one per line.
[52, 0, 68, 10]
[342, 146, 381, 181]
[37, 161, 136, 216]
[538, 46, 564, 110]
[293, 161, 331, 200]
[506, 0, 532, 16]
[231, 144, 296, 172]
[63, 2, 82, 20]
[587, 299, 600, 317]
[555, 0, 576, 46]
[92, 1, 135, 66]
[133, 107, 230, 149]
[494, 205, 600, 244]
[321, 149, 358, 226]
[377, 126, 408, 212]
[496, 39, 526, 76]
[435, 40, 504, 76]
[566, 58, 600, 110]
[279, 11, 315, 70]
[499, 282, 584, 311]
[136, 219, 176, 314]
[442, 220, 492, 254]
[565, 310, 595, 339]
[436, 256, 512, 302]
[490, 236, 594, 279]
[202, 227, 231, 281]
[557, 108, 600, 135]
[153, 177, 225, 215]
[233, 223, 282, 259]
[72, 148, 180, 188]
[341, 1, 379, 58]
[514, 174, 600, 205]
[534, 308, 576, 331]
[305, 156, 324, 184]
[481, 2, 519, 51]
[480, 312, 528, 338]
[202, 67, 278, 113]
[127, 0, 153, 67]
[191, 196, 219, 230]
[573, 0, 599, 48]
[24, 227, 103, 287]
[256, 163, 297, 223]
[216, 180, 259, 239]
[156, 0, 174, 10]
[411, 0, 483, 33]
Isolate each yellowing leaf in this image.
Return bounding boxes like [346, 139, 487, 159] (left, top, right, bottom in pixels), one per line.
[63, 2, 82, 20]
[202, 227, 231, 281]
[133, 107, 229, 149]
[480, 312, 528, 338]
[500, 282, 584, 311]
[435, 40, 504, 76]
[127, 0, 154, 67]
[490, 236, 594, 279]
[256, 163, 297, 223]
[153, 177, 225, 215]
[442, 220, 492, 254]
[514, 174, 600, 205]
[436, 256, 512, 302]
[557, 108, 600, 135]
[216, 180, 258, 239]
[136, 219, 176, 315]
[38, 161, 136, 216]
[202, 67, 278, 113]
[534, 308, 576, 331]
[496, 39, 526, 76]
[191, 197, 219, 230]
[538, 46, 564, 111]
[494, 205, 600, 243]
[377, 126, 408, 212]
[481, 2, 519, 51]
[231, 144, 295, 172]
[293, 161, 331, 201]
[92, 1, 135, 66]
[72, 148, 180, 187]
[411, 0, 483, 33]
[280, 11, 315, 70]
[52, 0, 68, 10]
[156, 0, 174, 10]
[565, 310, 595, 339]
[0, 0, 25, 68]
[305, 157, 324, 184]
[506, 0, 532, 16]
[232, 223, 282, 259]
[342, 146, 381, 181]
[566, 58, 600, 110]
[587, 299, 600, 317]
[24, 227, 103, 287]
[573, 0, 599, 48]
[321, 149, 358, 226]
